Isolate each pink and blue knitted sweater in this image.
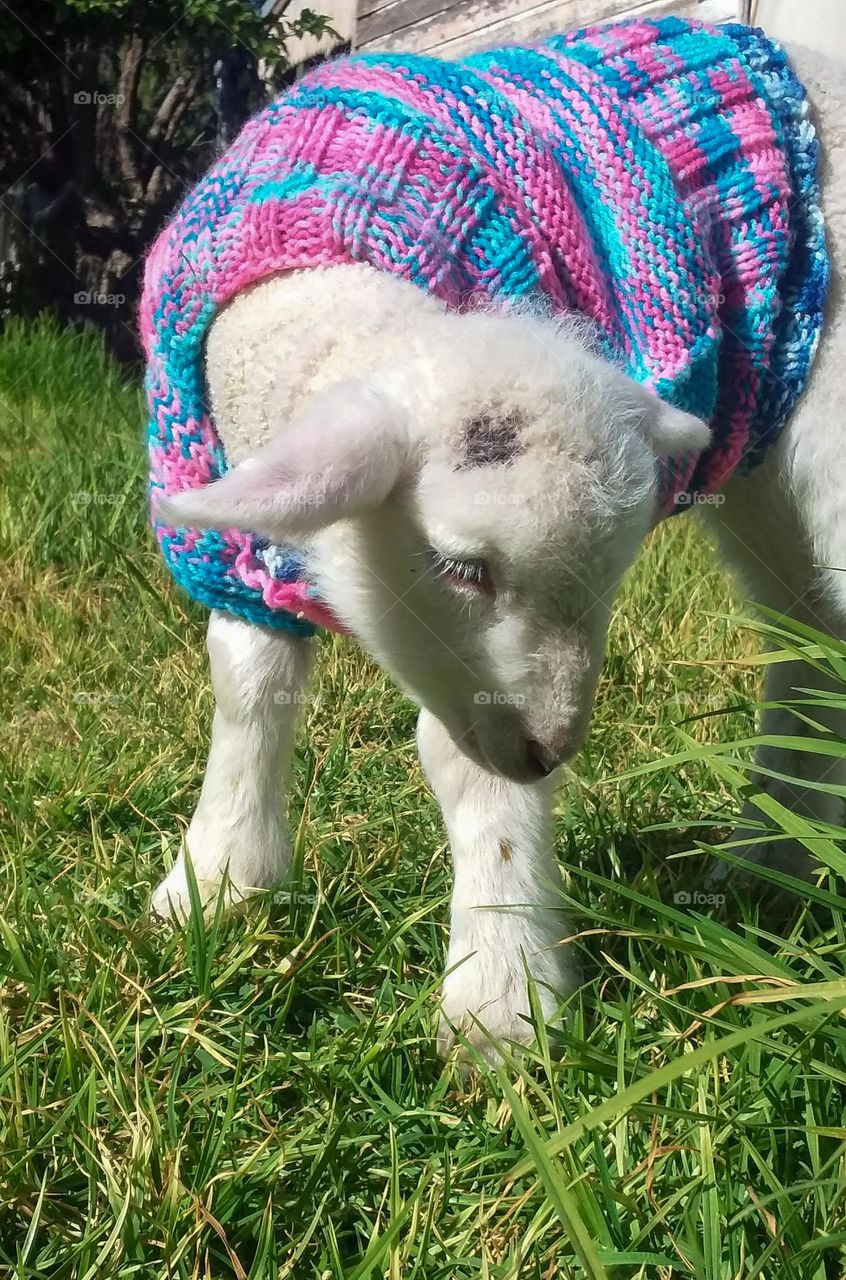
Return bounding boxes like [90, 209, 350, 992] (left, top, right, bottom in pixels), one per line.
[141, 17, 828, 635]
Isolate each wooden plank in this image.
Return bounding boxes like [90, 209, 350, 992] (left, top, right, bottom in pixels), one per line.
[356, 0, 742, 53]
[429, 0, 743, 54]
[358, 0, 547, 49]
[358, 0, 406, 19]
[358, 0, 453, 45]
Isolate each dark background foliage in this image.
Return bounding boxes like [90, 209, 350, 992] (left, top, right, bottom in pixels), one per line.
[0, 0, 332, 358]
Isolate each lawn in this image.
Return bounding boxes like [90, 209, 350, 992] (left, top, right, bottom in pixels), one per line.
[2, 318, 845, 1278]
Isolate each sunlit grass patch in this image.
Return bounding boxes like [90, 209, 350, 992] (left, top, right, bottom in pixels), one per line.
[2, 319, 844, 1277]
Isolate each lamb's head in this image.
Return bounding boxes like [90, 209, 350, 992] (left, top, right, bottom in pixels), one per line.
[160, 309, 709, 782]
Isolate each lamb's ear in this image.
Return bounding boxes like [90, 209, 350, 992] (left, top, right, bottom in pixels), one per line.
[155, 381, 409, 540]
[636, 385, 711, 457]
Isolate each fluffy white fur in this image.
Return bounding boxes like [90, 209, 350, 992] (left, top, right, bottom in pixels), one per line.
[152, 45, 846, 1063]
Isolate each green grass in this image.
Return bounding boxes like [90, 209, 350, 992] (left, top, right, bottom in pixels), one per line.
[2, 317, 846, 1278]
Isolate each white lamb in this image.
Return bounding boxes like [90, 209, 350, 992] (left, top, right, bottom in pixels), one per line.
[152, 44, 846, 1061]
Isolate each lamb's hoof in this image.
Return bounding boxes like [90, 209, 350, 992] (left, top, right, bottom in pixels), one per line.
[437, 1011, 534, 1068]
[437, 954, 567, 1068]
[149, 860, 252, 924]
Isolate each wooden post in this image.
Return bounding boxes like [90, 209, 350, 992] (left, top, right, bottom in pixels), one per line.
[355, 1, 747, 57]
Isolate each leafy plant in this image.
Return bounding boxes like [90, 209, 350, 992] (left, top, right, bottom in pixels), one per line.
[0, 0, 331, 357]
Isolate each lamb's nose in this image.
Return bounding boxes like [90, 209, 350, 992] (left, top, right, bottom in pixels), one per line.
[525, 738, 557, 778]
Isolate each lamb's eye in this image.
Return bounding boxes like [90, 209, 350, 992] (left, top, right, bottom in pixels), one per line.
[432, 552, 493, 593]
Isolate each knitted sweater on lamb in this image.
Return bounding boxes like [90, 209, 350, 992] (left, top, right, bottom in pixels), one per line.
[141, 16, 828, 636]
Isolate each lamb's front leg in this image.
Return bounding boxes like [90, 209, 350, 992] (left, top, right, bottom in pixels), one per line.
[151, 609, 313, 920]
[417, 710, 575, 1062]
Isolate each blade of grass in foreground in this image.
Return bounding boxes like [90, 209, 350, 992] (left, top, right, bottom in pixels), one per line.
[504, 993, 846, 1182]
[499, 1072, 611, 1280]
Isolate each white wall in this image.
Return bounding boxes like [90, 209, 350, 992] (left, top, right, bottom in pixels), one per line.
[753, 0, 846, 60]
[338, 0, 846, 62]
[356, 0, 746, 56]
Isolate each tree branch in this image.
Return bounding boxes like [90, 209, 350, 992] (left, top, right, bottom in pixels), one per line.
[115, 35, 146, 201]
[148, 71, 195, 150]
